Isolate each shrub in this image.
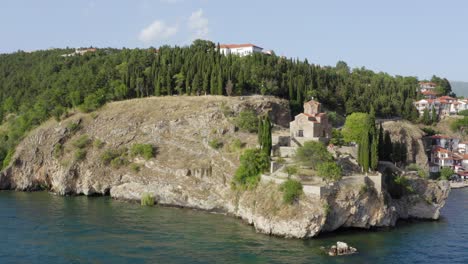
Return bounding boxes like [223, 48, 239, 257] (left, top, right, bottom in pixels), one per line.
[79, 89, 106, 113]
[2, 148, 14, 169]
[359, 184, 369, 195]
[317, 162, 342, 183]
[406, 163, 420, 171]
[141, 193, 154, 206]
[53, 143, 63, 158]
[72, 135, 90, 149]
[110, 157, 128, 168]
[93, 139, 105, 149]
[67, 122, 81, 134]
[284, 165, 299, 178]
[209, 138, 223, 149]
[458, 109, 468, 116]
[130, 144, 154, 160]
[235, 110, 259, 133]
[101, 148, 127, 165]
[74, 149, 87, 162]
[387, 174, 414, 199]
[421, 127, 439, 136]
[323, 203, 331, 216]
[330, 129, 345, 146]
[417, 169, 428, 178]
[228, 138, 243, 152]
[220, 102, 233, 117]
[440, 167, 454, 180]
[232, 148, 269, 189]
[280, 179, 303, 204]
[130, 163, 141, 172]
[295, 141, 333, 169]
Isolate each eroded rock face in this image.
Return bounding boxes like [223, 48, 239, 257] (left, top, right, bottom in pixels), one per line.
[0, 96, 450, 238]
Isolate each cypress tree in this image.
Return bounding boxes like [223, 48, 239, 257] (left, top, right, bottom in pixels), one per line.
[431, 107, 437, 124]
[217, 70, 223, 95]
[359, 130, 370, 173]
[378, 123, 384, 160]
[422, 108, 430, 125]
[257, 116, 264, 146]
[371, 131, 379, 170]
[263, 116, 272, 156]
[384, 131, 392, 161]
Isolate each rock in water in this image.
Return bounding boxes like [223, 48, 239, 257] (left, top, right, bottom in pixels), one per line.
[328, 241, 357, 256]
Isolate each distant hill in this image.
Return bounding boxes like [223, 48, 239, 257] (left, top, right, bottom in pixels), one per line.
[450, 81, 468, 97]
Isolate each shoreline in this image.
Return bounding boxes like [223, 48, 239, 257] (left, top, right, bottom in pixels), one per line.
[450, 181, 468, 189]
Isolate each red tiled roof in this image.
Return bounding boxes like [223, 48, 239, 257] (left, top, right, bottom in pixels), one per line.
[421, 90, 438, 95]
[438, 96, 456, 100]
[220, 43, 262, 49]
[434, 146, 450, 153]
[305, 99, 321, 106]
[419, 82, 437, 87]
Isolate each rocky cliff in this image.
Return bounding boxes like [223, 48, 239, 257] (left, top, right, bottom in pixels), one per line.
[0, 96, 450, 238]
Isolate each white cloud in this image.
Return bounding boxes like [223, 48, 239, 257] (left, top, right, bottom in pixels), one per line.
[188, 9, 209, 39]
[138, 20, 178, 44]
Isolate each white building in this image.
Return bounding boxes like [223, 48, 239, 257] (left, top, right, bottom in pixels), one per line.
[219, 44, 263, 57]
[419, 82, 437, 92]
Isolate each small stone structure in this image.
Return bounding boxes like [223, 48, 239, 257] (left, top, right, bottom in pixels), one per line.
[289, 98, 332, 146]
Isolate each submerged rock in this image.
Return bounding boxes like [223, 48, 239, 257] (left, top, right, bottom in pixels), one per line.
[327, 241, 357, 256]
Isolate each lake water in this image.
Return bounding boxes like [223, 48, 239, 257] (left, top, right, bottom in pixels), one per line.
[0, 189, 467, 264]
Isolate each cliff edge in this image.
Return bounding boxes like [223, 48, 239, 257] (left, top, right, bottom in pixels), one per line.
[0, 96, 450, 238]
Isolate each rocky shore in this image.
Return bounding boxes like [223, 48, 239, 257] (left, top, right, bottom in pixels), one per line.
[0, 96, 451, 238]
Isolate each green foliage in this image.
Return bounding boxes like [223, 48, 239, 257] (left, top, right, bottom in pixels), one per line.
[67, 122, 81, 134]
[0, 42, 451, 169]
[74, 149, 87, 162]
[385, 172, 414, 199]
[417, 169, 428, 178]
[141, 193, 155, 206]
[279, 179, 303, 204]
[284, 165, 299, 178]
[406, 163, 420, 171]
[110, 157, 129, 168]
[359, 184, 369, 195]
[101, 148, 127, 166]
[130, 163, 141, 173]
[330, 129, 344, 146]
[208, 138, 223, 149]
[450, 116, 468, 134]
[93, 139, 105, 149]
[220, 102, 233, 117]
[327, 111, 345, 127]
[53, 143, 63, 159]
[232, 148, 269, 189]
[317, 162, 342, 183]
[2, 149, 14, 169]
[342, 113, 370, 143]
[130, 144, 154, 160]
[458, 110, 468, 116]
[228, 138, 243, 152]
[258, 115, 272, 156]
[72, 135, 90, 149]
[422, 108, 431, 125]
[421, 127, 439, 136]
[235, 110, 258, 133]
[323, 203, 331, 216]
[294, 141, 332, 169]
[440, 167, 454, 180]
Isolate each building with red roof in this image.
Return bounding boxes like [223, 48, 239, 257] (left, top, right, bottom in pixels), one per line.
[289, 98, 331, 145]
[219, 43, 264, 57]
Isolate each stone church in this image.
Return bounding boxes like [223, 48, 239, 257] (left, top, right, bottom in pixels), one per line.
[289, 98, 331, 145]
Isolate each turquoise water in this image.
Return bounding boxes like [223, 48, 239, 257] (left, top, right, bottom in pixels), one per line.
[0, 189, 467, 264]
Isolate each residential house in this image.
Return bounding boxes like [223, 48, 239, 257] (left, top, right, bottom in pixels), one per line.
[419, 82, 437, 92]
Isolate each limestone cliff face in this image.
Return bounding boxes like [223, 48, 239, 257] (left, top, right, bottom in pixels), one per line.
[0, 96, 450, 238]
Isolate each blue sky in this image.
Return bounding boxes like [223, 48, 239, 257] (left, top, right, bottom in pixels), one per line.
[1, 0, 468, 81]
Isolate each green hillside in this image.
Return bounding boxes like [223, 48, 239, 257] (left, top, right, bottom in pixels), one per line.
[0, 40, 452, 167]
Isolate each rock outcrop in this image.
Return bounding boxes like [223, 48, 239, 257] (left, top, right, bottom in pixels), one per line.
[0, 96, 450, 238]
